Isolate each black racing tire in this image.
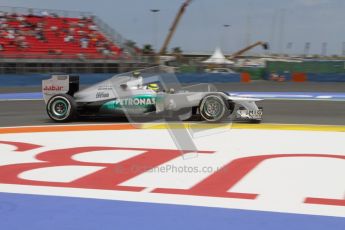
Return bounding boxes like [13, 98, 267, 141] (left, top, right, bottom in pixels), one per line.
[199, 94, 229, 122]
[46, 94, 78, 122]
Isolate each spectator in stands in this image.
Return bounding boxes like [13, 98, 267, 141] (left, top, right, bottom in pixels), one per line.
[0, 10, 122, 59]
[102, 49, 110, 56]
[16, 15, 25, 22]
[27, 8, 34, 17]
[0, 15, 7, 25]
[18, 40, 28, 49]
[17, 35, 26, 42]
[41, 11, 49, 17]
[50, 25, 58, 31]
[21, 21, 34, 29]
[69, 27, 76, 34]
[50, 25, 59, 36]
[103, 42, 111, 50]
[10, 13, 18, 21]
[80, 37, 89, 48]
[64, 34, 74, 43]
[36, 31, 46, 42]
[37, 22, 44, 29]
[0, 30, 6, 38]
[48, 49, 62, 55]
[91, 36, 98, 44]
[15, 35, 26, 49]
[69, 21, 78, 29]
[35, 30, 41, 39]
[51, 13, 59, 18]
[88, 24, 98, 31]
[0, 22, 8, 29]
[6, 30, 15, 40]
[78, 30, 86, 36]
[78, 21, 85, 28]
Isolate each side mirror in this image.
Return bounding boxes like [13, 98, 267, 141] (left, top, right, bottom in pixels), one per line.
[120, 83, 128, 89]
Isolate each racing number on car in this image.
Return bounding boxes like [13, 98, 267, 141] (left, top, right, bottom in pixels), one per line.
[0, 140, 344, 206]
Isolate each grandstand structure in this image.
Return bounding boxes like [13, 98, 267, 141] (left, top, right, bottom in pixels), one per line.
[0, 6, 147, 74]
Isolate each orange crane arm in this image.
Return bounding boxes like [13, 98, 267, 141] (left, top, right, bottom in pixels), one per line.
[230, 41, 269, 59]
[159, 0, 192, 55]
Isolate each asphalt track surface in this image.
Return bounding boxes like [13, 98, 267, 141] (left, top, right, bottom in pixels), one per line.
[1, 98, 345, 127]
[0, 82, 344, 127]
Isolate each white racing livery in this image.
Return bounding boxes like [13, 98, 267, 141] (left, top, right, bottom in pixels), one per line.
[42, 66, 263, 123]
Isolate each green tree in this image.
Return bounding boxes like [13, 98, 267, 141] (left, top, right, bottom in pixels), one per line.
[142, 44, 154, 55]
[171, 46, 183, 62]
[125, 40, 137, 48]
[172, 47, 183, 55]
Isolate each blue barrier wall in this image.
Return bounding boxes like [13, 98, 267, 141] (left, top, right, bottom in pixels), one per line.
[2, 73, 345, 87]
[307, 73, 345, 82]
[0, 74, 114, 87]
[263, 73, 292, 81]
[265, 72, 345, 82]
[0, 73, 242, 87]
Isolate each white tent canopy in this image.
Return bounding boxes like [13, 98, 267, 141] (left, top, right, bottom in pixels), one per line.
[202, 47, 234, 64]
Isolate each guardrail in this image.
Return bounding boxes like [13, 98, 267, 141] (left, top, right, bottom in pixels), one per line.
[92, 16, 126, 49]
[0, 53, 156, 62]
[0, 53, 120, 60]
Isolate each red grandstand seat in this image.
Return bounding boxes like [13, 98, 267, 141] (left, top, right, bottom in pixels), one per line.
[0, 14, 122, 59]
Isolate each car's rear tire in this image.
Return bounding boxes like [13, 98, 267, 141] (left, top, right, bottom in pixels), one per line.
[46, 94, 77, 122]
[200, 94, 229, 122]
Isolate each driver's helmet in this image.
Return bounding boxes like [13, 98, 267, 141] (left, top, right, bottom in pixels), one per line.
[147, 83, 159, 91]
[132, 71, 141, 78]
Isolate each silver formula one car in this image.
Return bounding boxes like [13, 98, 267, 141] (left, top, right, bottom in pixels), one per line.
[42, 66, 263, 123]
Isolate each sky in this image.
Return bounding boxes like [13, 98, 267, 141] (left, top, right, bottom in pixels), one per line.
[0, 0, 345, 55]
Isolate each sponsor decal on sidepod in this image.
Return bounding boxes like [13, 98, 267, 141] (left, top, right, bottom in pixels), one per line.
[43, 85, 64, 91]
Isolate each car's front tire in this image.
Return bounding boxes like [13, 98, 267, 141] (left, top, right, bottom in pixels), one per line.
[199, 94, 229, 122]
[46, 94, 77, 122]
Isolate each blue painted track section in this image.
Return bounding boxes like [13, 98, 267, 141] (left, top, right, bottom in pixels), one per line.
[0, 192, 344, 230]
[1, 92, 345, 101]
[230, 92, 345, 100]
[0, 92, 43, 100]
[0, 74, 114, 87]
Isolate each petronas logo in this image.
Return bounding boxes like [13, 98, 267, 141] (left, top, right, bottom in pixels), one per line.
[114, 97, 156, 106]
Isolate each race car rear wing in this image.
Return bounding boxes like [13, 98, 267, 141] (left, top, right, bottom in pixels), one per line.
[42, 75, 79, 103]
